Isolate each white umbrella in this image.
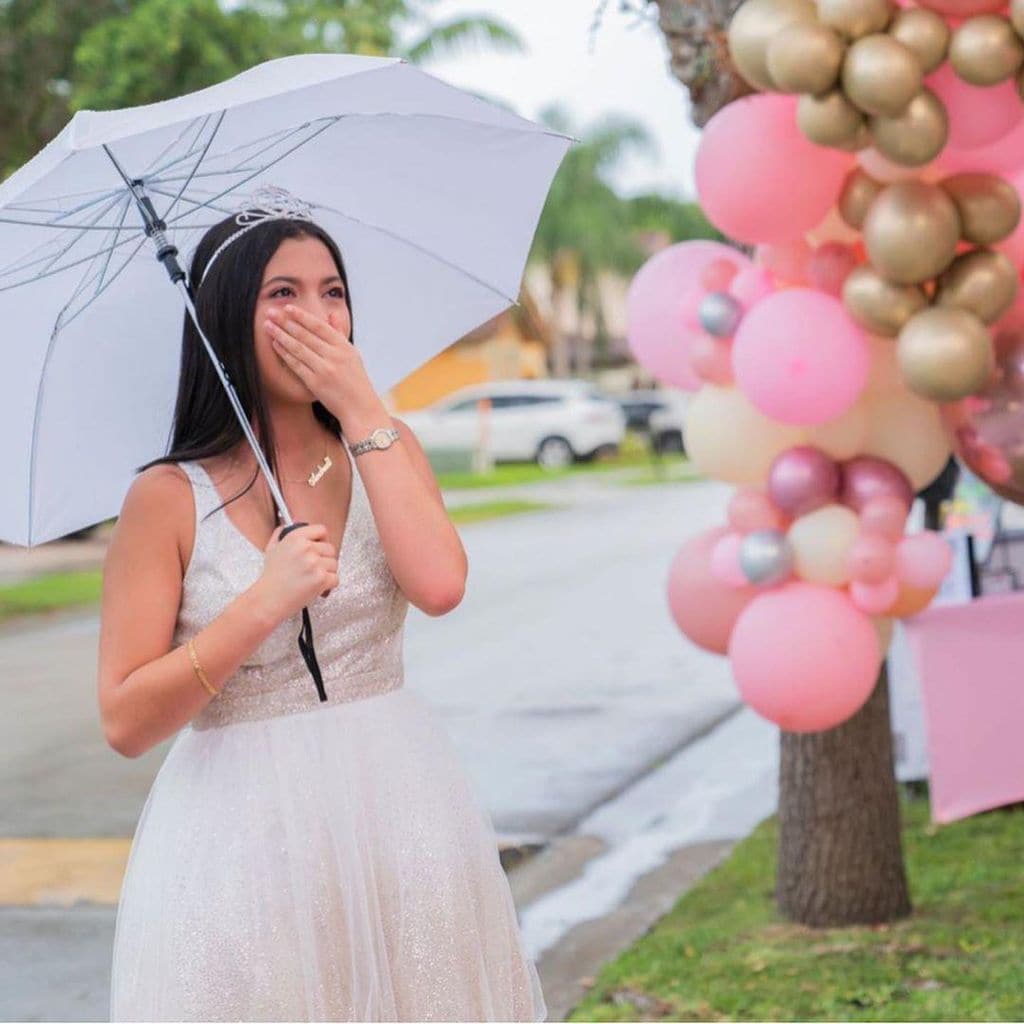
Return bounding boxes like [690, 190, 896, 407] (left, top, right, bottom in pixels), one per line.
[0, 52, 572, 547]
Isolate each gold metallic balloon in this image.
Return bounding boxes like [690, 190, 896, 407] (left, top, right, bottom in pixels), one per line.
[842, 265, 929, 335]
[950, 15, 1024, 86]
[767, 23, 846, 94]
[897, 308, 995, 402]
[1013, 0, 1024, 38]
[842, 34, 923, 117]
[839, 168, 884, 228]
[889, 7, 950, 74]
[934, 249, 1020, 324]
[868, 88, 948, 166]
[727, 0, 818, 90]
[819, 0, 893, 39]
[862, 181, 962, 284]
[797, 91, 866, 147]
[941, 173, 1022, 245]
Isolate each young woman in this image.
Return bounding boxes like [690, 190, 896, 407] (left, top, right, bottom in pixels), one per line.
[98, 199, 546, 1021]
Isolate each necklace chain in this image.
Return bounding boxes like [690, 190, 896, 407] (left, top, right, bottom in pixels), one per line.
[228, 446, 336, 485]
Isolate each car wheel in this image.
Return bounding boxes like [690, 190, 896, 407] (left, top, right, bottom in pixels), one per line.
[536, 435, 575, 469]
[654, 430, 685, 455]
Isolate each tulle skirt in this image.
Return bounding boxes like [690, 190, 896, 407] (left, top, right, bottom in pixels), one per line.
[109, 687, 546, 1022]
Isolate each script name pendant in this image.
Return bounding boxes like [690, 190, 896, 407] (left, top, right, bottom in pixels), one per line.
[308, 454, 332, 487]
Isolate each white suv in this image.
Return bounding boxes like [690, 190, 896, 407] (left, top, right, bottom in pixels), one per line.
[399, 379, 627, 468]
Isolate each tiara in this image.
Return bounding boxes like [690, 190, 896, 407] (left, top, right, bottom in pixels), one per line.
[197, 185, 316, 286]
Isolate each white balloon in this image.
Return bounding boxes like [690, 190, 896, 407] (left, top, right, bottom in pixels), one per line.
[788, 503, 861, 586]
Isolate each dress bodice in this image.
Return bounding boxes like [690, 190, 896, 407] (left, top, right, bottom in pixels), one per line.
[172, 442, 408, 730]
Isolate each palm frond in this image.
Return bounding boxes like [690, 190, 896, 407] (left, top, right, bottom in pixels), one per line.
[403, 16, 525, 64]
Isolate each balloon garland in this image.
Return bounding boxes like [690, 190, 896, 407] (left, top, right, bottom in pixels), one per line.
[623, 0, 1024, 731]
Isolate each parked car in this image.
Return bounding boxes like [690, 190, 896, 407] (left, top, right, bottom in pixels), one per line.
[399, 378, 627, 469]
[615, 388, 690, 454]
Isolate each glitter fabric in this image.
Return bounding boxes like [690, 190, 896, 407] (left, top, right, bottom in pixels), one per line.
[108, 442, 547, 1022]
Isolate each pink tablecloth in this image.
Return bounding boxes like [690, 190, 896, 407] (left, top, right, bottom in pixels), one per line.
[903, 591, 1024, 823]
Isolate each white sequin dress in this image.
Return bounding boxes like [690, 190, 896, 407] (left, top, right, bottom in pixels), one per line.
[109, 442, 546, 1022]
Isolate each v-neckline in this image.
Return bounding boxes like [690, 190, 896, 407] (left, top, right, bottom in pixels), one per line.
[193, 441, 358, 566]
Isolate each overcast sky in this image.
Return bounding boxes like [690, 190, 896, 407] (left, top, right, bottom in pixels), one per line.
[410, 0, 702, 199]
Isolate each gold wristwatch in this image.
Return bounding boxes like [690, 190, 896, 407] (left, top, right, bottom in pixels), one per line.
[350, 426, 400, 457]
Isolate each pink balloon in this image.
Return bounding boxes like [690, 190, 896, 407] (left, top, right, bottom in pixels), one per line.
[732, 289, 870, 425]
[696, 94, 852, 245]
[756, 239, 812, 286]
[840, 456, 915, 512]
[711, 533, 749, 588]
[690, 333, 735, 385]
[728, 489, 787, 533]
[916, 0, 1004, 15]
[667, 527, 758, 654]
[937, 115, 1024, 176]
[928, 66, 1024, 152]
[850, 576, 900, 615]
[729, 266, 775, 309]
[847, 533, 897, 584]
[627, 241, 751, 392]
[897, 533, 955, 589]
[701, 259, 740, 291]
[807, 243, 858, 297]
[860, 496, 911, 541]
[728, 582, 881, 732]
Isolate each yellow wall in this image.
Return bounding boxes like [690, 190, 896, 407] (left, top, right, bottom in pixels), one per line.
[387, 329, 550, 412]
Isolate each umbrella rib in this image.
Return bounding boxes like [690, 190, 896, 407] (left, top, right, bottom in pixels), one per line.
[159, 110, 225, 224]
[39, 190, 128, 275]
[93, 191, 134, 293]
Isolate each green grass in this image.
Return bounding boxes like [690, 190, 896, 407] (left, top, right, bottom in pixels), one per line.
[0, 569, 103, 623]
[447, 498, 559, 524]
[0, 500, 555, 623]
[435, 449, 690, 490]
[616, 459, 701, 487]
[567, 796, 1024, 1022]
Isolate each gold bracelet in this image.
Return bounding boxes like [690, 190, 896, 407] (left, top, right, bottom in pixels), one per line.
[187, 637, 219, 697]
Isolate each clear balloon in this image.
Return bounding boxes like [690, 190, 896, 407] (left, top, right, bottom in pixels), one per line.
[943, 328, 1024, 505]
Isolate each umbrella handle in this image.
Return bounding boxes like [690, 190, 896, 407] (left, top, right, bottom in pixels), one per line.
[276, 520, 329, 703]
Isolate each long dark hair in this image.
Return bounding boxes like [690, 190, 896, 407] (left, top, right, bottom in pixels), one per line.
[137, 212, 355, 524]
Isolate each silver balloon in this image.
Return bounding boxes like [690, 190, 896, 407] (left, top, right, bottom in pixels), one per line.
[699, 291, 745, 338]
[739, 529, 795, 586]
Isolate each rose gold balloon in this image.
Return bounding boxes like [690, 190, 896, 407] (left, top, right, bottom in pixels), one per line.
[797, 91, 867, 147]
[843, 34, 923, 117]
[941, 172, 1022, 245]
[842, 265, 929, 335]
[897, 307, 995, 402]
[839, 168, 884, 228]
[950, 15, 1024, 86]
[862, 180, 961, 284]
[767, 23, 846, 94]
[934, 248, 1020, 324]
[728, 0, 818, 90]
[943, 328, 1024, 506]
[890, 7, 950, 73]
[868, 88, 949, 167]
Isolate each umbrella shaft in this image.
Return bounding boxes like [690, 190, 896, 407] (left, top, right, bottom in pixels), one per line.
[175, 279, 294, 528]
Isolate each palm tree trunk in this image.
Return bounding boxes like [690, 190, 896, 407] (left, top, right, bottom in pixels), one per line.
[651, 0, 752, 127]
[776, 663, 912, 924]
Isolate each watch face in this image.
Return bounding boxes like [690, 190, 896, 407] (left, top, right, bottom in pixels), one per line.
[372, 428, 390, 448]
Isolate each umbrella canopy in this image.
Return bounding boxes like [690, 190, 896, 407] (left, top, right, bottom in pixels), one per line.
[0, 53, 571, 546]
